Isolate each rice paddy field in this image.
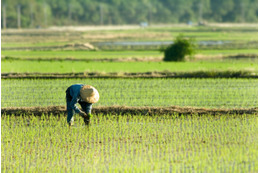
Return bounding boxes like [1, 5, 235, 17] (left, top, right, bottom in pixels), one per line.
[2, 59, 258, 74]
[2, 114, 257, 172]
[1, 24, 258, 172]
[1, 78, 258, 108]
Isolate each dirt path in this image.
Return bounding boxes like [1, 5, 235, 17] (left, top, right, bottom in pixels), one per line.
[1, 70, 257, 79]
[1, 106, 258, 116]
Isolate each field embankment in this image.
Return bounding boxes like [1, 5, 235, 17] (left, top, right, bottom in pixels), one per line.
[2, 53, 257, 62]
[1, 106, 258, 116]
[1, 71, 257, 79]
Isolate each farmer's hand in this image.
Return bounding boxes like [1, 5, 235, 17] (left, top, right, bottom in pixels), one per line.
[84, 114, 91, 126]
[79, 111, 87, 118]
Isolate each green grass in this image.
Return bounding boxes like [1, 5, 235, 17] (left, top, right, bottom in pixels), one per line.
[1, 78, 257, 108]
[1, 50, 161, 59]
[119, 26, 258, 41]
[2, 114, 257, 172]
[2, 48, 258, 62]
[1, 42, 68, 48]
[171, 31, 257, 41]
[197, 49, 258, 55]
[147, 25, 258, 33]
[1, 59, 257, 73]
[2, 25, 257, 49]
[2, 49, 258, 60]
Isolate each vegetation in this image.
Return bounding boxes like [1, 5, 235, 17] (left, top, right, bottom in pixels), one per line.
[1, 59, 257, 74]
[1, 49, 258, 60]
[163, 35, 196, 61]
[1, 22, 258, 172]
[2, 114, 257, 172]
[2, 25, 258, 51]
[1, 0, 258, 28]
[1, 50, 161, 59]
[2, 78, 257, 108]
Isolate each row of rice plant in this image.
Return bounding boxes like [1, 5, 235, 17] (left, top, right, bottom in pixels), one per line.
[2, 58, 258, 73]
[2, 78, 257, 108]
[2, 114, 257, 172]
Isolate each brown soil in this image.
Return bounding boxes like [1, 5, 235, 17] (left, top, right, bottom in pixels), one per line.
[1, 71, 257, 79]
[1, 106, 258, 116]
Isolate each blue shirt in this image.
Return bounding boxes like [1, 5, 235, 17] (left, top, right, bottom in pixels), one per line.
[67, 84, 84, 113]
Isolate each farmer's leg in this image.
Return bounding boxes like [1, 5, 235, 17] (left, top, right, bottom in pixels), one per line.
[66, 105, 74, 124]
[66, 88, 74, 125]
[79, 101, 92, 125]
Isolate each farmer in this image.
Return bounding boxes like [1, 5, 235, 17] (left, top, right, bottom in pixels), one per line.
[65, 84, 99, 126]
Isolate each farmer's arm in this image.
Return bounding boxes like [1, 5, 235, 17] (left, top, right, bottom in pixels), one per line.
[70, 96, 81, 113]
[70, 94, 87, 117]
[68, 84, 87, 116]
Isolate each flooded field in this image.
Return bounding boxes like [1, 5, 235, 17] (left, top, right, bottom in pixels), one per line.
[1, 24, 258, 172]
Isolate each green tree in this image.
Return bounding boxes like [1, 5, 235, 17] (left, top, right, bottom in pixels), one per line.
[163, 34, 196, 62]
[1, 0, 258, 28]
[231, 0, 258, 22]
[210, 0, 234, 22]
[192, 0, 211, 22]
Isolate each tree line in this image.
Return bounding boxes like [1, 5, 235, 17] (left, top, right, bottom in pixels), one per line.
[1, 0, 258, 28]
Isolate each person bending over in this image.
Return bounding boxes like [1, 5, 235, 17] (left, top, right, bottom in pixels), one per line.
[65, 84, 99, 126]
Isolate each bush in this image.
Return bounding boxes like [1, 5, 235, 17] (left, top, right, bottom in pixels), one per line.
[163, 34, 196, 62]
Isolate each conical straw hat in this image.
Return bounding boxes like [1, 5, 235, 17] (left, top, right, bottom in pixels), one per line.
[80, 85, 99, 103]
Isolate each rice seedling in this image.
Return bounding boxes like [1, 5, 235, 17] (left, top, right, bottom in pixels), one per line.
[1, 78, 257, 108]
[2, 59, 257, 74]
[1, 114, 257, 172]
[1, 23, 257, 173]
